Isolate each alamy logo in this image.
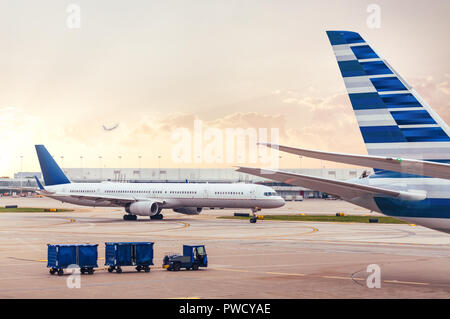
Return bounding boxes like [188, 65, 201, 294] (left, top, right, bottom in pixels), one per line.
[366, 264, 381, 288]
[366, 4, 381, 29]
[171, 119, 280, 170]
[66, 264, 81, 289]
[66, 4, 81, 29]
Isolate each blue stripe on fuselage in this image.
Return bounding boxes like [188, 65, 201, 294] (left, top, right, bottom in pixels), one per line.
[374, 197, 450, 219]
[370, 170, 433, 178]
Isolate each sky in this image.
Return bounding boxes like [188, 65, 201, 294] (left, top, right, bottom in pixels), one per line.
[0, 0, 449, 176]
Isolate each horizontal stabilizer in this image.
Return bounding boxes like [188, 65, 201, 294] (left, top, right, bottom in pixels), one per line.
[261, 143, 450, 180]
[237, 166, 426, 201]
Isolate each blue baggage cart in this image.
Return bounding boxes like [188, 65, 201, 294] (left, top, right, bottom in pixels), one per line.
[163, 245, 208, 271]
[105, 242, 154, 273]
[47, 244, 98, 276]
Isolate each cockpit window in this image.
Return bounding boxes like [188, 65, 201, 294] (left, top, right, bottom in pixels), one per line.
[264, 192, 277, 196]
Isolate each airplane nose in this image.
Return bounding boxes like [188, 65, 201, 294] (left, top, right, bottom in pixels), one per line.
[277, 197, 285, 207]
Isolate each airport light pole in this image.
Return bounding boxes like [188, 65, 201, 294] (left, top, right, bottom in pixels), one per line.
[98, 156, 103, 181]
[118, 156, 122, 182]
[321, 159, 324, 177]
[80, 156, 84, 180]
[138, 155, 142, 180]
[196, 155, 201, 180]
[20, 155, 23, 196]
[177, 155, 181, 181]
[158, 155, 161, 180]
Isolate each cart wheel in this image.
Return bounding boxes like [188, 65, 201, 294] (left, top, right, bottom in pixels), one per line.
[192, 264, 199, 271]
[57, 269, 64, 276]
[88, 268, 94, 275]
[80, 268, 86, 274]
[136, 266, 142, 272]
[49, 268, 56, 275]
[173, 263, 181, 271]
[107, 267, 114, 273]
[185, 267, 190, 271]
[144, 267, 150, 273]
[116, 267, 122, 273]
[250, 217, 257, 223]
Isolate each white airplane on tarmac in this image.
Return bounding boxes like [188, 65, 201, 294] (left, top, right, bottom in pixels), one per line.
[34, 145, 284, 221]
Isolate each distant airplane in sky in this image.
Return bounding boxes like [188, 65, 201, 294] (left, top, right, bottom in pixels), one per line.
[239, 30, 450, 233]
[102, 123, 119, 131]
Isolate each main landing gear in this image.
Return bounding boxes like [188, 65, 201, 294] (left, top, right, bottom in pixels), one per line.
[123, 214, 137, 221]
[150, 213, 163, 220]
[250, 207, 261, 223]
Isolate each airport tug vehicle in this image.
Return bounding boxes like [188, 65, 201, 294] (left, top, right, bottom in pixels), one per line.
[163, 245, 208, 271]
[105, 242, 154, 273]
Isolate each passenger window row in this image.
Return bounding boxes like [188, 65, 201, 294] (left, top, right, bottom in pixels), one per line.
[104, 190, 163, 194]
[169, 191, 197, 194]
[215, 192, 244, 195]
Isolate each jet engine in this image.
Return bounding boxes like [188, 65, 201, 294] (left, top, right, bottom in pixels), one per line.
[126, 201, 159, 216]
[173, 207, 203, 215]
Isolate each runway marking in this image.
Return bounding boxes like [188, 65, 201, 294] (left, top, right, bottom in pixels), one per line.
[216, 268, 252, 273]
[383, 280, 429, 286]
[155, 224, 318, 241]
[266, 272, 306, 277]
[0, 218, 75, 231]
[213, 267, 433, 287]
[10, 220, 190, 237]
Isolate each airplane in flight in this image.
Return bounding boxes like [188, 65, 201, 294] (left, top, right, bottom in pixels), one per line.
[238, 30, 450, 234]
[34, 145, 284, 221]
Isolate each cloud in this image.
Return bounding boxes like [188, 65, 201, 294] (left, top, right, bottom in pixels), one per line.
[3, 73, 450, 176]
[409, 75, 450, 123]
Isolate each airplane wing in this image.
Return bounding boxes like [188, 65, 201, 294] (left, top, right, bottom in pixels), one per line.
[236, 167, 426, 201]
[47, 192, 166, 206]
[260, 143, 450, 180]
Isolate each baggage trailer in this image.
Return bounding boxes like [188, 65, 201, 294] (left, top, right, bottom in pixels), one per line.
[47, 244, 98, 276]
[163, 245, 208, 271]
[105, 242, 154, 273]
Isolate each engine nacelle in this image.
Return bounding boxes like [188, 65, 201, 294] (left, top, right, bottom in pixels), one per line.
[126, 201, 159, 216]
[173, 207, 203, 215]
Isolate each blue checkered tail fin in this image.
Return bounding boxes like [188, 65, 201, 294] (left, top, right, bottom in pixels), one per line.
[326, 31, 450, 163]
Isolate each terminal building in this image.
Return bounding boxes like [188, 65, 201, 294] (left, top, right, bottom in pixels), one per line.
[1, 167, 369, 200]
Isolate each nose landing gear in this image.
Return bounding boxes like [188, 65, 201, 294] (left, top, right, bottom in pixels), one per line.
[250, 207, 261, 223]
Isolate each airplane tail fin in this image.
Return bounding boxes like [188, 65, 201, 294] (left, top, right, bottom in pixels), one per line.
[35, 145, 71, 186]
[326, 31, 450, 163]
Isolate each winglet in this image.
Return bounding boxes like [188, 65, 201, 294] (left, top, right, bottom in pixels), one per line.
[34, 176, 44, 190]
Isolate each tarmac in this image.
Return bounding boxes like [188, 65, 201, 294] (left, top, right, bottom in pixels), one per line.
[0, 197, 449, 298]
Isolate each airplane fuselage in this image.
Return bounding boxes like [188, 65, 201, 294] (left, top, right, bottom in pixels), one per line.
[43, 182, 285, 212]
[350, 174, 450, 233]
